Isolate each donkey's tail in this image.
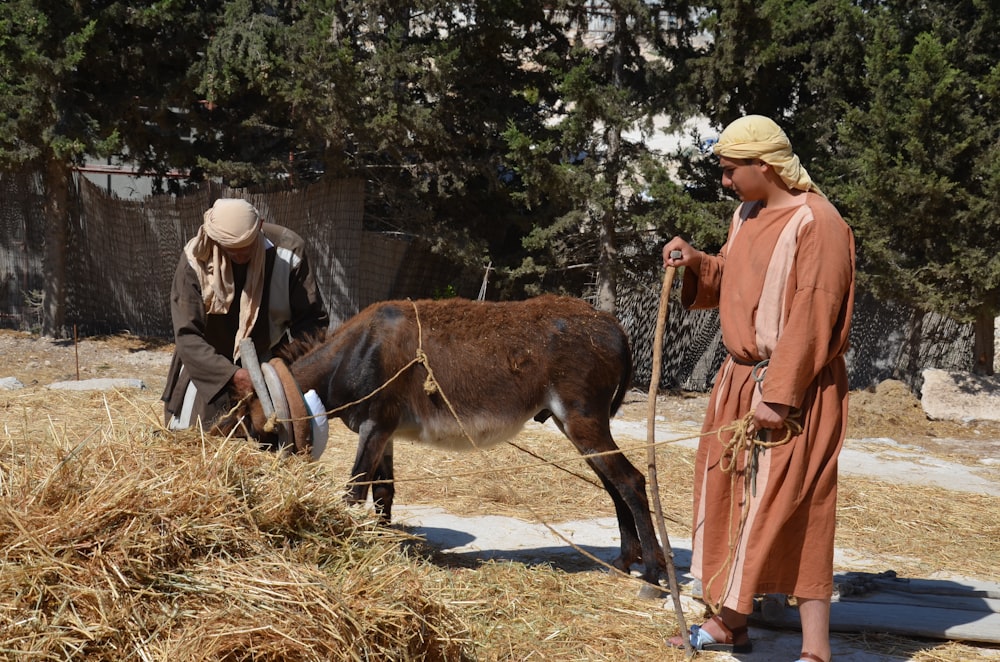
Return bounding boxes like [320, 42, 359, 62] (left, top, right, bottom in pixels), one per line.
[609, 333, 633, 418]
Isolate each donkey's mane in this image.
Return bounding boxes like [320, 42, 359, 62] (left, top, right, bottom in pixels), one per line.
[274, 329, 327, 364]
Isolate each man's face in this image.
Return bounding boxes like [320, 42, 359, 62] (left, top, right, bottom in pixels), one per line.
[223, 244, 255, 264]
[719, 156, 768, 201]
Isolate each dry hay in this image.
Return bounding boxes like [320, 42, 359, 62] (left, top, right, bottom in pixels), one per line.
[849, 379, 932, 437]
[0, 389, 470, 661]
[424, 562, 690, 661]
[849, 379, 1000, 454]
[836, 477, 1000, 581]
[320, 418, 696, 530]
[0, 387, 696, 661]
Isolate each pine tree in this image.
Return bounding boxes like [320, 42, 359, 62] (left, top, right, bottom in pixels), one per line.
[1, 2, 225, 334]
[502, 0, 701, 310]
[835, 2, 1000, 374]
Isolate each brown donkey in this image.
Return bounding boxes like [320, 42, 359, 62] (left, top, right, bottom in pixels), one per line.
[222, 295, 667, 586]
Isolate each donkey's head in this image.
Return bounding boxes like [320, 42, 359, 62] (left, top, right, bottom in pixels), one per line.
[210, 330, 328, 451]
[209, 390, 284, 450]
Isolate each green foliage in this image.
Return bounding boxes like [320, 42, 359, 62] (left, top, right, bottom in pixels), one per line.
[500, 1, 704, 304]
[432, 284, 458, 299]
[1, 0, 227, 187]
[3, 0, 998, 346]
[687, 0, 869, 177]
[680, 0, 1000, 348]
[835, 4, 1000, 322]
[0, 2, 82, 165]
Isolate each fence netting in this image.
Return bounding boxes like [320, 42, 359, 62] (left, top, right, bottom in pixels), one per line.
[2, 172, 474, 338]
[0, 170, 976, 393]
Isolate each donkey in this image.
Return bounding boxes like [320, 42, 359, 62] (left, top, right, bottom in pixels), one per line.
[222, 294, 667, 586]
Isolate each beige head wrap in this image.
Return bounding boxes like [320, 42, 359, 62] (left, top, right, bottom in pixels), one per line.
[183, 198, 265, 360]
[712, 115, 824, 197]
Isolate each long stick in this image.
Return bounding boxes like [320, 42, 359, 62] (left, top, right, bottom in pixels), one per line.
[645, 263, 693, 656]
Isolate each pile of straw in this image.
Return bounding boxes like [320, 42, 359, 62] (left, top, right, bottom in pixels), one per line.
[0, 391, 470, 661]
[2, 354, 998, 660]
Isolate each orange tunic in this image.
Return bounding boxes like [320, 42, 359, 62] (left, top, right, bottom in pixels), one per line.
[682, 192, 855, 612]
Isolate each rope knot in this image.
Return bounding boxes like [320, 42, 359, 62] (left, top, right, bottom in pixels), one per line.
[415, 347, 438, 394]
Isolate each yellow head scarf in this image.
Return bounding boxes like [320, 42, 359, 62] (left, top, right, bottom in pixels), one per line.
[712, 115, 824, 197]
[183, 198, 265, 360]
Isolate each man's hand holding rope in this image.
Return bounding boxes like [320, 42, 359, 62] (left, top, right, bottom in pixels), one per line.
[754, 400, 791, 432]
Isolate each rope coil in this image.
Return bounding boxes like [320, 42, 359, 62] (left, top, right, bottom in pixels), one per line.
[704, 408, 802, 614]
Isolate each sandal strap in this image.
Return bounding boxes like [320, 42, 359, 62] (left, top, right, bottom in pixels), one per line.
[689, 624, 720, 649]
[709, 614, 734, 643]
[799, 653, 828, 662]
[710, 614, 748, 642]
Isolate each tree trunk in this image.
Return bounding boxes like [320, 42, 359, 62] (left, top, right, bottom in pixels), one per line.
[595, 212, 618, 313]
[42, 158, 71, 338]
[972, 308, 995, 376]
[592, 5, 627, 315]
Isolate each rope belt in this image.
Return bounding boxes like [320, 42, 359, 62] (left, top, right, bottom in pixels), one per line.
[727, 353, 761, 366]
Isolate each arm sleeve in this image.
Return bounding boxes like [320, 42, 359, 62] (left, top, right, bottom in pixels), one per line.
[681, 252, 726, 311]
[170, 257, 239, 403]
[761, 211, 855, 408]
[680, 205, 744, 311]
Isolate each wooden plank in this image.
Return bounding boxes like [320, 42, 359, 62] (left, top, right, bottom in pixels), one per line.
[839, 591, 1000, 614]
[750, 601, 1000, 644]
[835, 572, 1000, 600]
[868, 576, 1000, 599]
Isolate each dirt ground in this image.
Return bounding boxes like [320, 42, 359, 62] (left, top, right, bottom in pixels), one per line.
[2, 329, 999, 661]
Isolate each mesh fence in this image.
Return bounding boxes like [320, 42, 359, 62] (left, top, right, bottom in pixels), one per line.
[67, 176, 371, 335]
[0, 170, 978, 392]
[0, 173, 47, 329]
[1, 172, 466, 337]
[619, 280, 975, 394]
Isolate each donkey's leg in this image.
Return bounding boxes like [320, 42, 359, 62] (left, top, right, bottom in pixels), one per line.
[563, 414, 666, 585]
[582, 456, 643, 572]
[371, 439, 395, 522]
[348, 419, 395, 522]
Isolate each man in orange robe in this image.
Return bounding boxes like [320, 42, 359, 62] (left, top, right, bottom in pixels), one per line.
[665, 115, 855, 662]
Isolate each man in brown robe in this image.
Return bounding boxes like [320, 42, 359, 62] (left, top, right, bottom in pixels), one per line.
[162, 198, 329, 431]
[664, 115, 855, 662]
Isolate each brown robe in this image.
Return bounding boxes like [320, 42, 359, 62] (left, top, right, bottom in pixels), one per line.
[682, 192, 855, 612]
[161, 223, 329, 429]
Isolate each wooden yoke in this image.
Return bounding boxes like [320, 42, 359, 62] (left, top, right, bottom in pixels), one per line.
[269, 358, 313, 456]
[238, 338, 313, 456]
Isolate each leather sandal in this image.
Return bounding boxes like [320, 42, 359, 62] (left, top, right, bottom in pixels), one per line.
[668, 613, 753, 653]
[797, 653, 829, 662]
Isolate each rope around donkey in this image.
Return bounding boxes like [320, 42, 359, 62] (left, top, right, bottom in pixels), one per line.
[255, 299, 800, 600]
[256, 301, 655, 584]
[256, 305, 787, 508]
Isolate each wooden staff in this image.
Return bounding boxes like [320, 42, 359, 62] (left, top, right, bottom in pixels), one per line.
[646, 254, 693, 656]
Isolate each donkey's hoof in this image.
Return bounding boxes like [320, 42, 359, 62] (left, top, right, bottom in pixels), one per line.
[636, 581, 668, 600]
